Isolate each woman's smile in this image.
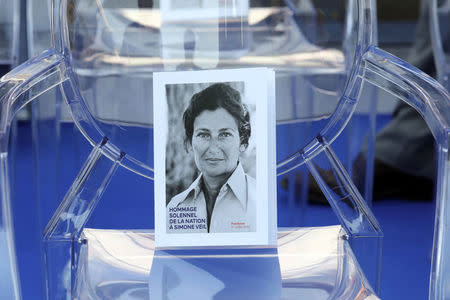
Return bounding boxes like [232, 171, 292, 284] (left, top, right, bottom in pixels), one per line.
[205, 158, 224, 162]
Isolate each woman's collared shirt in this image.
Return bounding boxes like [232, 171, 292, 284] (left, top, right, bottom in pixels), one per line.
[167, 163, 256, 233]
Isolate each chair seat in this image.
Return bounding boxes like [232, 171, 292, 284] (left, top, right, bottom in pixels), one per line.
[73, 226, 378, 300]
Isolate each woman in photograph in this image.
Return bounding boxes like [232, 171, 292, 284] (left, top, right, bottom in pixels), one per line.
[167, 83, 256, 233]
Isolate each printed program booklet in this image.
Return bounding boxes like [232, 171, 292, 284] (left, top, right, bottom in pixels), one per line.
[154, 68, 276, 247]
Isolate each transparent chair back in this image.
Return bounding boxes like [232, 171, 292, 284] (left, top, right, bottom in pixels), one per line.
[30, 0, 379, 234]
[1, 0, 450, 299]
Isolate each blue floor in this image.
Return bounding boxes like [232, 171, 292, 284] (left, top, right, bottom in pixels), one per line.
[11, 120, 435, 299]
[374, 200, 434, 299]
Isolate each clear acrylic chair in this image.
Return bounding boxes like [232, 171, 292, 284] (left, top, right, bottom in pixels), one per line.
[1, 0, 449, 299]
[24, 9, 380, 295]
[27, 0, 380, 241]
[2, 0, 382, 298]
[430, 0, 450, 298]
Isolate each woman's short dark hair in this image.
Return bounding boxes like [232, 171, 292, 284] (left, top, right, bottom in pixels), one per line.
[183, 83, 251, 151]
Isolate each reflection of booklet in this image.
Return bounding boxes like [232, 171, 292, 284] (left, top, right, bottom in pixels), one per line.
[154, 68, 276, 247]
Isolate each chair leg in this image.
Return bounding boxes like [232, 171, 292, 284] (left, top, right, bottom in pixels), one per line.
[42, 138, 123, 300]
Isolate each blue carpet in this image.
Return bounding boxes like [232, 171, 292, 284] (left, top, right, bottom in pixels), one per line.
[10, 118, 435, 299]
[374, 199, 434, 299]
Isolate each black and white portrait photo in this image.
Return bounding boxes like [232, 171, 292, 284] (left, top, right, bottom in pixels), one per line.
[166, 82, 256, 234]
[154, 68, 276, 247]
